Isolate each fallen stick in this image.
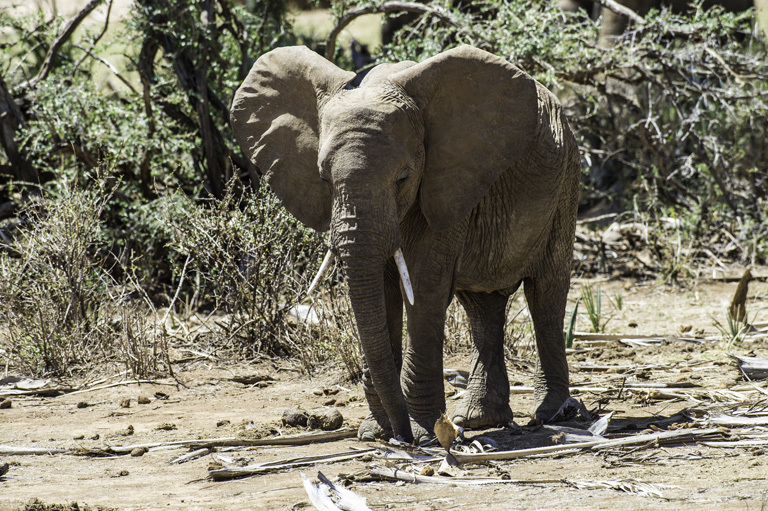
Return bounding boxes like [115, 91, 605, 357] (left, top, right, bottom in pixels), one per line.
[589, 427, 722, 450]
[573, 333, 706, 343]
[0, 445, 72, 455]
[209, 449, 374, 480]
[113, 428, 358, 453]
[449, 428, 723, 464]
[370, 466, 563, 486]
[699, 439, 768, 448]
[67, 379, 178, 397]
[169, 447, 210, 465]
[1, 429, 358, 457]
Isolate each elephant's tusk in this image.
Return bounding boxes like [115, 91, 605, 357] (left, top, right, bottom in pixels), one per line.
[307, 250, 335, 296]
[394, 248, 415, 306]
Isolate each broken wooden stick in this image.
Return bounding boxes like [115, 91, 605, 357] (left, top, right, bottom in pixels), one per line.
[0, 428, 358, 458]
[448, 427, 723, 464]
[370, 466, 563, 486]
[209, 449, 375, 480]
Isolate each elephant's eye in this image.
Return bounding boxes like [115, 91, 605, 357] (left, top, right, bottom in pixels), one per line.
[396, 169, 409, 187]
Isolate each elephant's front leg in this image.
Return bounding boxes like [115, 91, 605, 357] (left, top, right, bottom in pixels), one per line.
[358, 260, 404, 441]
[452, 290, 515, 429]
[400, 303, 449, 444]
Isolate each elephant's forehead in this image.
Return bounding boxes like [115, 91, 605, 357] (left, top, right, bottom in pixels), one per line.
[321, 87, 415, 136]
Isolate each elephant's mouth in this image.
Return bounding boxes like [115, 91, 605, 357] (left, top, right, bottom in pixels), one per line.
[307, 247, 414, 305]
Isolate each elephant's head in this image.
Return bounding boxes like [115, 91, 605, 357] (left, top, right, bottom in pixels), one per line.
[231, 45, 539, 441]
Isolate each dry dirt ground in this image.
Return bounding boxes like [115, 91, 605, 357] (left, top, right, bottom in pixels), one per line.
[2, 274, 768, 511]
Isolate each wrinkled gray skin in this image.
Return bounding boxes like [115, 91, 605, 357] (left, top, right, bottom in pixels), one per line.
[231, 45, 581, 443]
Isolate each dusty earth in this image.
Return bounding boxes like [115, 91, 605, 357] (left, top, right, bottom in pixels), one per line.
[2, 274, 768, 511]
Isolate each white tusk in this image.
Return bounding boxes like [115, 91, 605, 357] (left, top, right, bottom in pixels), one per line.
[307, 250, 335, 296]
[394, 248, 415, 306]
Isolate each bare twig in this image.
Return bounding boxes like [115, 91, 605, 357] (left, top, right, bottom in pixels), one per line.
[325, 2, 468, 62]
[593, 0, 645, 25]
[72, 44, 138, 94]
[16, 0, 105, 92]
[73, 0, 114, 72]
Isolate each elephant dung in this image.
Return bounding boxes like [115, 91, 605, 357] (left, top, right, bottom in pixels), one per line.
[307, 408, 344, 431]
[282, 408, 309, 428]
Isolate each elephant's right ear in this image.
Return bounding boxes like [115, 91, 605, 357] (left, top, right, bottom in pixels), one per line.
[230, 46, 355, 231]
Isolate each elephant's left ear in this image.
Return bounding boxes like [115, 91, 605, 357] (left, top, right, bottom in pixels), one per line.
[390, 45, 539, 232]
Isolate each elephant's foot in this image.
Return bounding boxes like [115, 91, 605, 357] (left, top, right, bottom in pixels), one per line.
[410, 416, 437, 445]
[452, 397, 514, 429]
[357, 413, 393, 441]
[532, 388, 571, 423]
[357, 413, 433, 444]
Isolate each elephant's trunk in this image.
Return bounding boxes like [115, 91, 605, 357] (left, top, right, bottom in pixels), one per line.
[333, 216, 413, 442]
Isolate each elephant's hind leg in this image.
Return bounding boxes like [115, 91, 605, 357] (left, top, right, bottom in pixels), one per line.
[452, 290, 515, 429]
[524, 271, 571, 424]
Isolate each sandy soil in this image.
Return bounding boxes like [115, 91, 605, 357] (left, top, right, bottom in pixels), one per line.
[2, 276, 768, 511]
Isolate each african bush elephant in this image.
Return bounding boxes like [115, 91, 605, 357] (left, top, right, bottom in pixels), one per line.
[231, 45, 581, 443]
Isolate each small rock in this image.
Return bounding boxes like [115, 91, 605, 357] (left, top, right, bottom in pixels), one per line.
[90, 433, 100, 440]
[627, 321, 638, 328]
[282, 408, 309, 428]
[120, 398, 131, 408]
[0, 462, 8, 477]
[76, 401, 90, 409]
[307, 408, 343, 431]
[137, 395, 151, 405]
[420, 465, 434, 476]
[123, 425, 135, 436]
[154, 392, 169, 400]
[311, 388, 324, 396]
[323, 388, 340, 396]
[130, 447, 147, 457]
[156, 423, 177, 431]
[0, 398, 11, 409]
[118, 470, 130, 476]
[323, 398, 336, 406]
[73, 434, 85, 440]
[216, 419, 231, 428]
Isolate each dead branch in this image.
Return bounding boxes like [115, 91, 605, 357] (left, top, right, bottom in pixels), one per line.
[325, 2, 466, 62]
[17, 0, 105, 92]
[72, 45, 138, 95]
[449, 427, 723, 464]
[209, 448, 375, 480]
[73, 0, 114, 72]
[169, 447, 210, 464]
[110, 428, 358, 453]
[65, 379, 177, 397]
[370, 466, 563, 485]
[0, 445, 71, 455]
[593, 0, 645, 24]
